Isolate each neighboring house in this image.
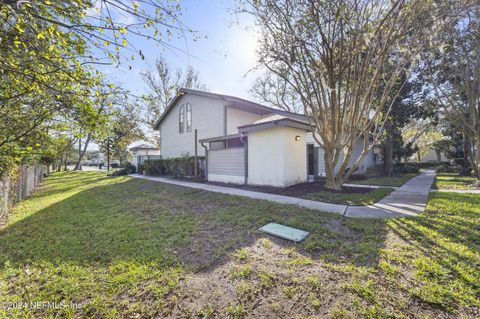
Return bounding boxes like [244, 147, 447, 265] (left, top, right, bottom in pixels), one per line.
[88, 150, 105, 165]
[154, 88, 375, 187]
[409, 147, 446, 163]
[129, 144, 161, 170]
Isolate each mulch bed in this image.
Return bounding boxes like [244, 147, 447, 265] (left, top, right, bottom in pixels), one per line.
[205, 180, 373, 197]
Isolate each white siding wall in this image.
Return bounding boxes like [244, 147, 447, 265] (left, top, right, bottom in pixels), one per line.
[248, 127, 307, 187]
[225, 107, 266, 135]
[208, 148, 245, 184]
[159, 95, 225, 158]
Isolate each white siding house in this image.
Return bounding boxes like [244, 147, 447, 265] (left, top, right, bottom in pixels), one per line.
[153, 88, 378, 187]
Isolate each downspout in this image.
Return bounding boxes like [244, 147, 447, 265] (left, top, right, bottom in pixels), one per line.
[200, 141, 208, 181]
[240, 133, 248, 185]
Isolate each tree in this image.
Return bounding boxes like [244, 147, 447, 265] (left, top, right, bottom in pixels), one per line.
[382, 88, 438, 174]
[428, 2, 480, 178]
[141, 56, 207, 129]
[243, 0, 446, 189]
[250, 72, 303, 113]
[0, 0, 191, 175]
[100, 103, 144, 166]
[73, 82, 125, 170]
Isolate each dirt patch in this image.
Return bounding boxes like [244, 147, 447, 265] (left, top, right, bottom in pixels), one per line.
[322, 219, 360, 238]
[206, 180, 373, 197]
[164, 238, 349, 318]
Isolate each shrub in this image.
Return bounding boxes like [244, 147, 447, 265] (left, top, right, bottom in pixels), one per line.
[436, 164, 460, 173]
[143, 156, 204, 177]
[109, 162, 136, 176]
[348, 174, 368, 181]
[394, 164, 420, 174]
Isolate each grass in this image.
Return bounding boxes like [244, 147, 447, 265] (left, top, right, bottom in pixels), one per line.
[302, 187, 394, 205]
[0, 171, 478, 318]
[433, 173, 479, 190]
[348, 173, 418, 187]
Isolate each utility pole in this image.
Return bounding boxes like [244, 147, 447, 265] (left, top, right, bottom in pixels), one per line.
[107, 138, 110, 172]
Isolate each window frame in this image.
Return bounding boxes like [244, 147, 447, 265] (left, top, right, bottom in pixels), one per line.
[179, 105, 185, 133]
[186, 103, 192, 132]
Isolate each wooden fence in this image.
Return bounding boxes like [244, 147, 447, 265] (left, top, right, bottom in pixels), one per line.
[0, 165, 44, 225]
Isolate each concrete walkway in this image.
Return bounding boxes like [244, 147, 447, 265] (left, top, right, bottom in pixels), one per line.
[130, 169, 436, 218]
[344, 169, 436, 218]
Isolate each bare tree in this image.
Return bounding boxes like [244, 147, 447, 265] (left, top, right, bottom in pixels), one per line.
[428, 2, 480, 178]
[243, 0, 447, 189]
[250, 72, 303, 113]
[141, 56, 207, 129]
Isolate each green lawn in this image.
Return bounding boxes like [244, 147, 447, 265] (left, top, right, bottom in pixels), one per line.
[302, 187, 393, 205]
[0, 172, 478, 318]
[434, 173, 479, 190]
[348, 173, 418, 187]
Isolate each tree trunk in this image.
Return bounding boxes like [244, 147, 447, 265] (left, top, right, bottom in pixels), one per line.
[74, 134, 92, 170]
[461, 134, 473, 176]
[383, 134, 394, 177]
[324, 147, 342, 190]
[473, 141, 480, 179]
[435, 149, 441, 163]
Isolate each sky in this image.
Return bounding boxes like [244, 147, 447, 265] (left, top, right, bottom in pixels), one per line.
[98, 0, 261, 101]
[86, 0, 263, 151]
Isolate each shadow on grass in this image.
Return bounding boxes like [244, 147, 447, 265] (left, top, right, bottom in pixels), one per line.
[387, 192, 480, 310]
[0, 174, 388, 271]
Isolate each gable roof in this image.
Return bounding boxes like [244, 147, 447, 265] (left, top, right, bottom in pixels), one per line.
[153, 88, 307, 130]
[238, 115, 312, 133]
[129, 143, 159, 151]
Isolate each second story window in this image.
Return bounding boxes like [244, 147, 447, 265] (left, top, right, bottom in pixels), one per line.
[186, 103, 192, 132]
[179, 105, 185, 133]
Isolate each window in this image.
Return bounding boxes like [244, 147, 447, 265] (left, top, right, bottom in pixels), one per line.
[179, 105, 185, 133]
[186, 103, 192, 132]
[226, 137, 244, 148]
[210, 141, 226, 150]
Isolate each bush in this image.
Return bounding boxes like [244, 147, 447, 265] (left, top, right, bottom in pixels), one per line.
[436, 164, 460, 173]
[394, 164, 420, 174]
[143, 156, 204, 177]
[109, 162, 136, 176]
[348, 174, 368, 181]
[406, 162, 448, 169]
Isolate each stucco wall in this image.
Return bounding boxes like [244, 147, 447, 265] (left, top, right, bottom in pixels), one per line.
[225, 107, 266, 135]
[248, 126, 307, 187]
[159, 95, 225, 158]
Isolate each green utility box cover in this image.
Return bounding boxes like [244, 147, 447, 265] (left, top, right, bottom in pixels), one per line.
[259, 222, 309, 243]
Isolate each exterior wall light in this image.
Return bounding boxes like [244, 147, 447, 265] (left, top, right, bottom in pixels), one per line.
[295, 135, 301, 141]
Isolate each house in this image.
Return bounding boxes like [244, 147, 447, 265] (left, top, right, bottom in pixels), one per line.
[88, 150, 105, 165]
[409, 147, 446, 163]
[153, 88, 376, 187]
[129, 144, 161, 170]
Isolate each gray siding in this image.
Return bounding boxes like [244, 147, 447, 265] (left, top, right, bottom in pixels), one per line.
[317, 142, 375, 175]
[159, 94, 225, 158]
[208, 148, 245, 176]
